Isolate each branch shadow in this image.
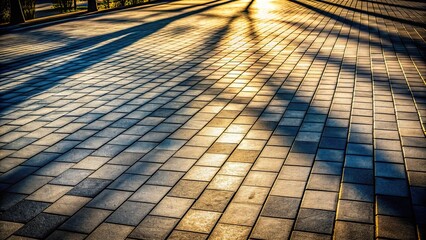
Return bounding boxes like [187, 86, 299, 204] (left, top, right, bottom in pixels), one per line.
[0, 0, 236, 114]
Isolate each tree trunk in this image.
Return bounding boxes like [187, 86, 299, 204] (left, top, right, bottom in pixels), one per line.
[74, 0, 77, 11]
[10, 0, 25, 24]
[88, 0, 97, 11]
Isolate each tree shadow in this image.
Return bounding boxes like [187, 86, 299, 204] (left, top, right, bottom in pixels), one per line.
[0, 0, 423, 238]
[358, 0, 426, 11]
[0, 0, 237, 114]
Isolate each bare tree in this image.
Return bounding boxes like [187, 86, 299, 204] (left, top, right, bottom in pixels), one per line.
[10, 0, 25, 24]
[88, 0, 97, 11]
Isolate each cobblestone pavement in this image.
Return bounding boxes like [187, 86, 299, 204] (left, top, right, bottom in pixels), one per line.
[0, 0, 425, 239]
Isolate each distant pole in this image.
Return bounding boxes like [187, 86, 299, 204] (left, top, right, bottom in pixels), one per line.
[10, 0, 25, 24]
[88, 0, 98, 11]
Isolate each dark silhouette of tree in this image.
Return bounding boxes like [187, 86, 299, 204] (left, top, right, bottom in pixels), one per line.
[10, 0, 25, 23]
[88, 0, 97, 11]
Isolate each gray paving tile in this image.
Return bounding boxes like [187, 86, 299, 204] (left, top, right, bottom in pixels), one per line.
[67, 178, 111, 197]
[129, 215, 178, 240]
[86, 189, 132, 210]
[15, 213, 67, 239]
[262, 196, 300, 219]
[294, 208, 335, 234]
[106, 201, 154, 226]
[0, 0, 424, 237]
[0, 200, 50, 223]
[59, 208, 111, 234]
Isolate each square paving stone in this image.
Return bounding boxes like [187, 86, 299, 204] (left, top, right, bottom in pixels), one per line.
[337, 200, 374, 223]
[271, 180, 305, 198]
[233, 186, 269, 204]
[243, 171, 276, 187]
[301, 190, 337, 211]
[294, 208, 335, 234]
[0, 200, 50, 223]
[290, 231, 331, 240]
[307, 174, 340, 192]
[90, 164, 128, 180]
[86, 223, 133, 240]
[208, 175, 244, 191]
[160, 157, 196, 171]
[36, 162, 74, 177]
[108, 152, 143, 166]
[376, 195, 413, 218]
[50, 169, 93, 186]
[251, 217, 293, 240]
[67, 178, 111, 197]
[334, 221, 374, 240]
[0, 193, 26, 211]
[375, 163, 406, 179]
[147, 170, 184, 186]
[72, 156, 109, 170]
[140, 149, 175, 163]
[15, 213, 67, 239]
[130, 215, 178, 240]
[252, 157, 284, 172]
[107, 174, 148, 191]
[319, 137, 346, 149]
[183, 166, 219, 181]
[26, 184, 72, 203]
[220, 202, 262, 226]
[195, 154, 228, 167]
[342, 168, 373, 184]
[375, 150, 403, 163]
[168, 180, 208, 199]
[285, 153, 315, 167]
[45, 230, 86, 240]
[375, 177, 409, 197]
[279, 166, 311, 181]
[227, 149, 260, 163]
[24, 152, 60, 167]
[176, 209, 221, 233]
[262, 196, 300, 219]
[129, 184, 171, 203]
[92, 144, 127, 158]
[312, 161, 342, 175]
[8, 175, 53, 194]
[150, 197, 193, 218]
[315, 149, 344, 162]
[291, 141, 318, 154]
[192, 190, 234, 212]
[376, 215, 416, 239]
[54, 149, 93, 163]
[126, 162, 161, 175]
[208, 143, 237, 155]
[44, 195, 91, 216]
[0, 166, 38, 184]
[174, 146, 207, 159]
[218, 162, 251, 176]
[209, 224, 251, 240]
[260, 146, 290, 158]
[168, 230, 208, 240]
[86, 189, 132, 210]
[0, 221, 24, 240]
[345, 155, 373, 169]
[106, 201, 154, 226]
[59, 208, 111, 234]
[341, 183, 374, 202]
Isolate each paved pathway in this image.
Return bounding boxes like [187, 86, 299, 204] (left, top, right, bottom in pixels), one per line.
[0, 0, 425, 239]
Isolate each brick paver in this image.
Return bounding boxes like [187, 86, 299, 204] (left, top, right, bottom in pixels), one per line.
[0, 0, 425, 239]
